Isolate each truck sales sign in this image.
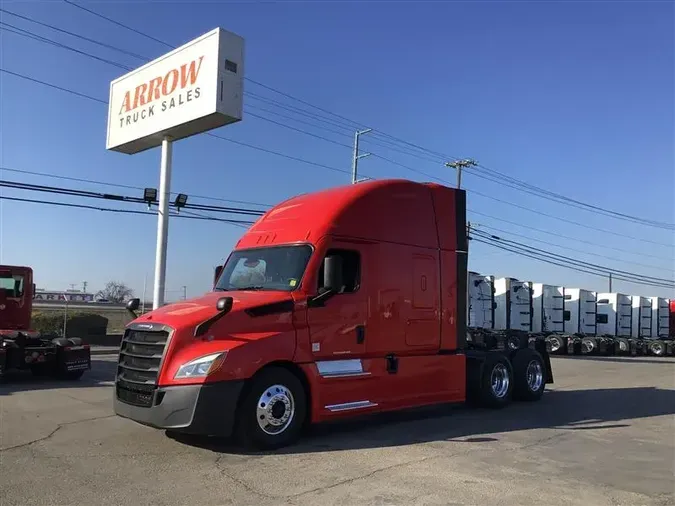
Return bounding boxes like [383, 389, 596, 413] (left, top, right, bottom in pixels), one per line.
[106, 28, 244, 154]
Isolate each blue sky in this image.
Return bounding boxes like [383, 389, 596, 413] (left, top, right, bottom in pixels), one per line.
[1, 0, 673, 301]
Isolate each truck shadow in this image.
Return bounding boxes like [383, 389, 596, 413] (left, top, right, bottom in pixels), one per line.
[0, 359, 116, 395]
[169, 386, 675, 455]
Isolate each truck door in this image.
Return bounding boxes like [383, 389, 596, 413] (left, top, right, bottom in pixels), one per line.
[307, 244, 367, 360]
[404, 252, 440, 350]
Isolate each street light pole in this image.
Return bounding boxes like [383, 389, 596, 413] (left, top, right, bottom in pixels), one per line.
[351, 128, 372, 184]
[444, 159, 478, 189]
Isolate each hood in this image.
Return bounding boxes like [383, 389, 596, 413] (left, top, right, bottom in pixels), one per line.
[132, 290, 296, 330]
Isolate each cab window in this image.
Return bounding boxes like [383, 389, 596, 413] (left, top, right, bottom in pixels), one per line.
[318, 249, 361, 293]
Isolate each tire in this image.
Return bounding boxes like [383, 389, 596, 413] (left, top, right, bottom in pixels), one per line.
[547, 335, 566, 354]
[512, 348, 546, 402]
[615, 338, 630, 355]
[476, 353, 513, 409]
[31, 363, 53, 376]
[648, 340, 666, 357]
[581, 337, 598, 355]
[235, 367, 307, 450]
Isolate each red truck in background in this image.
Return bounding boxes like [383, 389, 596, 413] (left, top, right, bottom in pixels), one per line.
[114, 179, 554, 449]
[0, 265, 92, 379]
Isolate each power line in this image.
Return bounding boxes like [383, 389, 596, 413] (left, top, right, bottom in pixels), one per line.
[61, 0, 172, 48]
[2, 64, 671, 251]
[5, 162, 671, 268]
[467, 208, 674, 263]
[0, 7, 150, 61]
[470, 236, 674, 290]
[464, 164, 675, 230]
[471, 223, 673, 273]
[0, 180, 267, 217]
[0, 196, 256, 225]
[5, 18, 672, 238]
[0, 166, 271, 208]
[16, 5, 674, 230]
[0, 21, 131, 71]
[0, 68, 107, 105]
[0, 68, 354, 177]
[470, 229, 674, 288]
[470, 234, 674, 290]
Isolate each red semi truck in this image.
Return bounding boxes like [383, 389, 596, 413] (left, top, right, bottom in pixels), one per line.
[114, 179, 554, 449]
[0, 265, 92, 378]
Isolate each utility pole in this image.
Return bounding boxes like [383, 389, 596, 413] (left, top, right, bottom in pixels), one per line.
[82, 281, 88, 294]
[69, 283, 76, 291]
[182, 286, 187, 300]
[351, 128, 372, 184]
[445, 159, 477, 189]
[608, 272, 613, 292]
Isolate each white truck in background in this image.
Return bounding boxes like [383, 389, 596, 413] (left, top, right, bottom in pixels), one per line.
[468, 272, 674, 358]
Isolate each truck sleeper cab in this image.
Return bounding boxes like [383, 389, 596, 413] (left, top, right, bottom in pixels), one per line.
[113, 179, 553, 449]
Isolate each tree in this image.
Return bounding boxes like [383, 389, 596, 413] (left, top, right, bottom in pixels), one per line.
[96, 281, 133, 303]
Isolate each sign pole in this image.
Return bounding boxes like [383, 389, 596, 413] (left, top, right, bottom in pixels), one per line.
[152, 137, 173, 310]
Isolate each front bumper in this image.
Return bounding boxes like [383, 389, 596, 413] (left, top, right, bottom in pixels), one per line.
[113, 380, 245, 437]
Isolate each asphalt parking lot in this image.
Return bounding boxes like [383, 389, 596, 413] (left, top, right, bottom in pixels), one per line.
[1, 355, 674, 506]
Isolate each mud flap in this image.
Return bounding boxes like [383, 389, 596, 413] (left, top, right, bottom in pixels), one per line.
[534, 338, 554, 384]
[57, 345, 91, 373]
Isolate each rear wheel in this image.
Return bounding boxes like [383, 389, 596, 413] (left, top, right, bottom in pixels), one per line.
[581, 337, 598, 355]
[476, 353, 513, 408]
[235, 367, 307, 450]
[648, 340, 666, 357]
[547, 335, 567, 354]
[512, 348, 546, 402]
[615, 338, 630, 355]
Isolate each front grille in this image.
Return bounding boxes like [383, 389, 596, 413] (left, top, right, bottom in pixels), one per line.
[116, 328, 170, 407]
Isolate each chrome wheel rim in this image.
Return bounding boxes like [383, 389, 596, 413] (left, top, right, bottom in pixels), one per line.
[490, 364, 510, 398]
[650, 342, 665, 356]
[256, 384, 295, 435]
[526, 359, 543, 392]
[550, 337, 562, 353]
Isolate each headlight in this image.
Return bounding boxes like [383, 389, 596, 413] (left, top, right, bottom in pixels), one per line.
[174, 352, 227, 379]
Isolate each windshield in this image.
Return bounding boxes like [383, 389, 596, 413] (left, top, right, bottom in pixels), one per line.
[0, 274, 24, 298]
[215, 245, 313, 292]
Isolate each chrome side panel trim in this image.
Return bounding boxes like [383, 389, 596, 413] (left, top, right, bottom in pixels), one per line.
[316, 359, 369, 378]
[325, 400, 378, 412]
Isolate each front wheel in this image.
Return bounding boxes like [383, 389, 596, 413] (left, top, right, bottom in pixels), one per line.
[235, 367, 307, 450]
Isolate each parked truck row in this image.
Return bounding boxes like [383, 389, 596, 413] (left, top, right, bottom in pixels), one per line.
[113, 179, 554, 449]
[468, 273, 674, 358]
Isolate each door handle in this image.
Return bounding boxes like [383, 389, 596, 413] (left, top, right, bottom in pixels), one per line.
[356, 325, 365, 344]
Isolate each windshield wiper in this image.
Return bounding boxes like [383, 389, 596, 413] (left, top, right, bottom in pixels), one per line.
[236, 285, 266, 291]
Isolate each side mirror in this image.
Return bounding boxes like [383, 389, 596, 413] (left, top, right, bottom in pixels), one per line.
[216, 296, 233, 312]
[309, 255, 343, 308]
[126, 297, 140, 318]
[194, 296, 234, 337]
[214, 265, 223, 286]
[323, 255, 343, 292]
